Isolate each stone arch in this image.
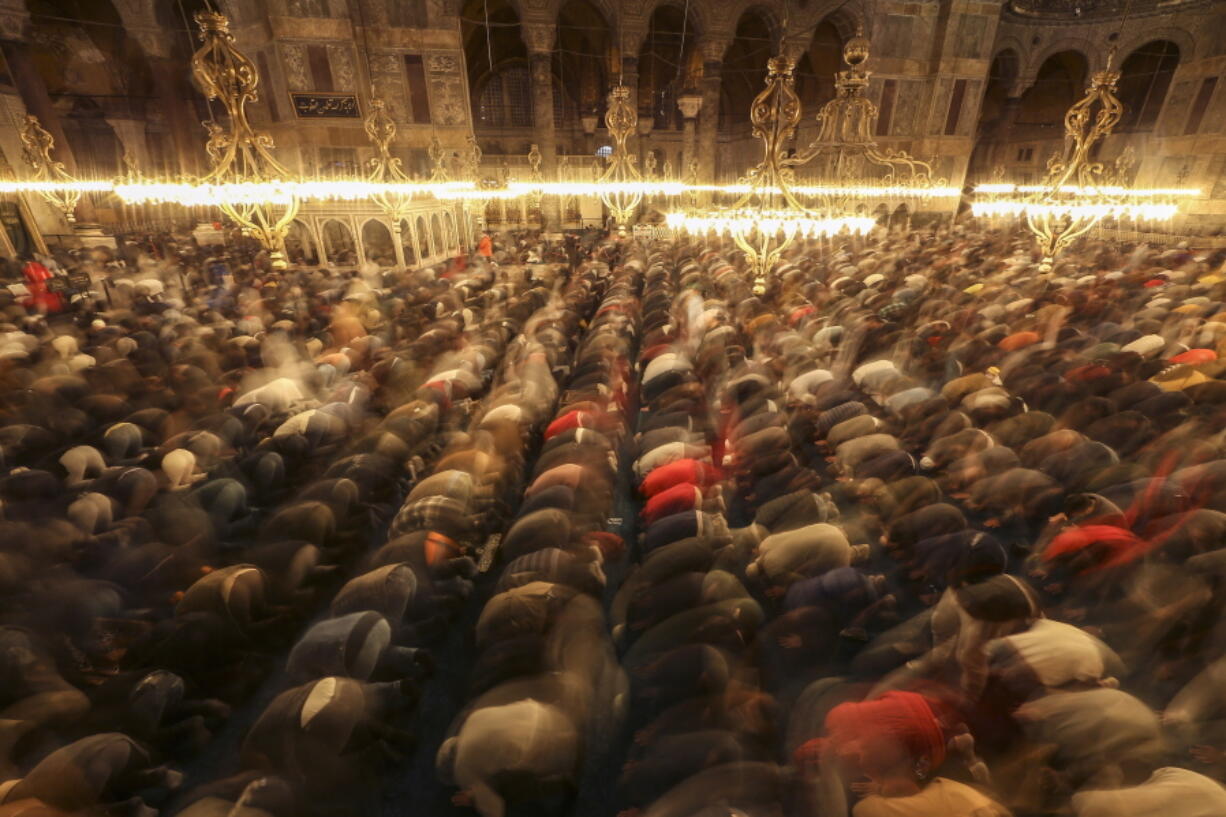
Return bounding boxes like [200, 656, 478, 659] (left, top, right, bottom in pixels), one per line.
[1115, 26, 1195, 66]
[444, 211, 458, 248]
[635, 0, 711, 41]
[890, 203, 910, 231]
[1019, 39, 1102, 94]
[819, 3, 866, 45]
[721, 8, 776, 128]
[399, 218, 418, 265]
[431, 212, 447, 256]
[968, 48, 1023, 179]
[797, 16, 845, 113]
[1016, 50, 1089, 125]
[361, 218, 396, 266]
[555, 0, 612, 137]
[416, 214, 432, 257]
[1117, 39, 1181, 132]
[285, 219, 319, 265]
[321, 218, 356, 265]
[637, 0, 705, 132]
[726, 1, 783, 45]
[448, 0, 523, 18]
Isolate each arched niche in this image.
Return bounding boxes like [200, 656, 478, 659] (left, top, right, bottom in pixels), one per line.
[321, 218, 356, 265]
[399, 218, 418, 265]
[285, 219, 319, 265]
[416, 214, 432, 258]
[431, 213, 446, 257]
[361, 219, 396, 266]
[721, 10, 774, 129]
[638, 2, 703, 132]
[444, 211, 458, 249]
[1118, 40, 1180, 132]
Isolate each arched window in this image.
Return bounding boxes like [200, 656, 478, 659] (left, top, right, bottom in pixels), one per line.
[477, 65, 533, 127]
[1118, 41, 1179, 131]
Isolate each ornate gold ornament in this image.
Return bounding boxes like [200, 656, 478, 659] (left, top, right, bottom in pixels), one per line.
[19, 115, 83, 223]
[1025, 55, 1124, 268]
[785, 31, 943, 216]
[597, 85, 643, 233]
[668, 33, 940, 295]
[971, 49, 1189, 267]
[191, 10, 299, 268]
[364, 97, 414, 267]
[667, 54, 874, 295]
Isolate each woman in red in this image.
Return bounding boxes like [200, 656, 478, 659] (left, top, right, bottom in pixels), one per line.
[21, 257, 63, 314]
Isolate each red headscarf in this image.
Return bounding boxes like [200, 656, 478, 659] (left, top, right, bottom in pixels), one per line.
[1041, 524, 1151, 572]
[822, 691, 947, 769]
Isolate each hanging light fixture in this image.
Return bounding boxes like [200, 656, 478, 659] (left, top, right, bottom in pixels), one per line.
[18, 115, 93, 223]
[666, 54, 875, 295]
[784, 29, 951, 219]
[190, 10, 299, 269]
[597, 85, 643, 234]
[970, 50, 1191, 268]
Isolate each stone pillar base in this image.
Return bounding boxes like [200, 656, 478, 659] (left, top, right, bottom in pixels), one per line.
[193, 222, 226, 247]
[73, 224, 117, 249]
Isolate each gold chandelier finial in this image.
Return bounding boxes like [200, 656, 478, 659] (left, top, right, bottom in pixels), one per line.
[597, 84, 643, 233]
[19, 114, 84, 223]
[1024, 56, 1124, 267]
[191, 9, 299, 268]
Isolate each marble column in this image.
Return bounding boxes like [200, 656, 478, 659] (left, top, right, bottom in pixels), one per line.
[621, 56, 640, 157]
[523, 23, 560, 232]
[636, 118, 653, 177]
[106, 118, 151, 171]
[696, 43, 726, 186]
[677, 91, 702, 180]
[0, 92, 71, 243]
[581, 111, 598, 157]
[147, 56, 202, 176]
[0, 37, 97, 223]
[990, 97, 1024, 170]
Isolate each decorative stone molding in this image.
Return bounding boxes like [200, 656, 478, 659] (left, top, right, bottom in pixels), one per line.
[521, 23, 556, 55]
[677, 92, 703, 120]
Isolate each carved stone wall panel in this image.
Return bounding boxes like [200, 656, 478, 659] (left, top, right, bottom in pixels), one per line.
[1199, 80, 1226, 136]
[928, 78, 951, 135]
[955, 15, 989, 59]
[893, 79, 926, 137]
[374, 76, 411, 123]
[878, 15, 916, 59]
[425, 51, 468, 126]
[1209, 154, 1226, 199]
[328, 44, 356, 91]
[282, 44, 311, 91]
[958, 79, 982, 136]
[369, 54, 401, 76]
[1159, 80, 1195, 137]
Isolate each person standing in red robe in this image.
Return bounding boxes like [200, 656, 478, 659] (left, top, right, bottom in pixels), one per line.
[22, 257, 63, 314]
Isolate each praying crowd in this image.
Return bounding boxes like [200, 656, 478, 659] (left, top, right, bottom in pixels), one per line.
[1, 225, 1226, 817]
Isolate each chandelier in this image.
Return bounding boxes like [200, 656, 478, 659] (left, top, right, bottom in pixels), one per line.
[597, 85, 643, 234]
[191, 10, 300, 268]
[784, 30, 948, 217]
[364, 97, 416, 268]
[18, 115, 94, 223]
[970, 50, 1195, 268]
[667, 50, 878, 294]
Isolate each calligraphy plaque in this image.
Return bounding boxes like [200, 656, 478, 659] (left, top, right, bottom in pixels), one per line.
[290, 93, 361, 118]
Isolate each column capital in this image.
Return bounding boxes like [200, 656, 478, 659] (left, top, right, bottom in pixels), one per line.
[697, 36, 731, 65]
[521, 23, 556, 56]
[780, 36, 810, 63]
[677, 92, 703, 120]
[0, 0, 29, 41]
